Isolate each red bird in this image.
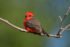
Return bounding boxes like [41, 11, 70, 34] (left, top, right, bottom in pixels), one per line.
[24, 12, 49, 36]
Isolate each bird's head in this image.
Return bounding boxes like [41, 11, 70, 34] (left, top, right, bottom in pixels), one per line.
[25, 12, 34, 20]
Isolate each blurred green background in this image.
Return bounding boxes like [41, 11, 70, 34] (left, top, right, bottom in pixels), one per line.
[0, 0, 70, 47]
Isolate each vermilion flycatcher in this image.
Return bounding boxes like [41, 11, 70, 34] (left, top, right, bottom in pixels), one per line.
[24, 12, 49, 36]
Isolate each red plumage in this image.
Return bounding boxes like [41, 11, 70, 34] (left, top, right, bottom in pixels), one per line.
[24, 11, 49, 36]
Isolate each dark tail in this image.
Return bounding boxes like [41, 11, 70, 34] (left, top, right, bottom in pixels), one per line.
[42, 29, 50, 37]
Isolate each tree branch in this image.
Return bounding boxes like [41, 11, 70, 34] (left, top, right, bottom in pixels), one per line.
[56, 6, 70, 37]
[0, 17, 27, 32]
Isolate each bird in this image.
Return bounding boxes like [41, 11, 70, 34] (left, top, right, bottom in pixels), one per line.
[23, 11, 49, 36]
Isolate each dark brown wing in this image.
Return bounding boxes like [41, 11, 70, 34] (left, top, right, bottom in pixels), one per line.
[26, 18, 42, 32]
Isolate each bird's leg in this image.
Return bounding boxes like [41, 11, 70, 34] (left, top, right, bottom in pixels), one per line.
[41, 31, 50, 37]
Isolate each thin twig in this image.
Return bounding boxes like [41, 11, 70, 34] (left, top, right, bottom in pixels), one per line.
[0, 17, 27, 32]
[56, 6, 70, 37]
[66, 6, 70, 15]
[59, 16, 62, 21]
[59, 6, 70, 27]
